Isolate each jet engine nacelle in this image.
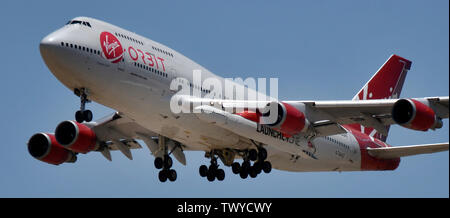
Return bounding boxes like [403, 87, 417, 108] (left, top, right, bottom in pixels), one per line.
[55, 120, 97, 153]
[235, 110, 261, 123]
[27, 133, 77, 165]
[261, 101, 309, 137]
[392, 99, 443, 131]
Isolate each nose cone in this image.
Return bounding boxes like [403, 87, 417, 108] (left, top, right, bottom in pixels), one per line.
[40, 32, 60, 57]
[39, 29, 68, 72]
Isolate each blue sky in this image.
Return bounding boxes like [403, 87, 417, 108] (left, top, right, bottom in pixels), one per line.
[0, 0, 448, 197]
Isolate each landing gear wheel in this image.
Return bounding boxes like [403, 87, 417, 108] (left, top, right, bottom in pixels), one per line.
[201, 150, 227, 182]
[168, 169, 177, 182]
[241, 161, 250, 171]
[83, 110, 93, 122]
[207, 170, 216, 182]
[249, 149, 258, 161]
[74, 88, 92, 123]
[262, 161, 272, 174]
[164, 155, 173, 169]
[154, 157, 163, 169]
[239, 169, 248, 179]
[216, 169, 225, 181]
[75, 110, 84, 123]
[199, 165, 208, 177]
[258, 148, 267, 161]
[253, 162, 262, 174]
[158, 170, 168, 182]
[231, 162, 241, 174]
[249, 167, 258, 178]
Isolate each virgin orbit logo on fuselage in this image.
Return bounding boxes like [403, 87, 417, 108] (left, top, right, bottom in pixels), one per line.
[100, 31, 123, 63]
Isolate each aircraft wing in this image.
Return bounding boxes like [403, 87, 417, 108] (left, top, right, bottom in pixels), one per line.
[367, 142, 449, 159]
[87, 112, 187, 164]
[297, 96, 449, 122]
[295, 96, 449, 135]
[83, 112, 160, 161]
[179, 95, 448, 137]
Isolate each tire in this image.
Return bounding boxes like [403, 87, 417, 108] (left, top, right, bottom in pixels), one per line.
[75, 110, 84, 123]
[164, 156, 173, 169]
[207, 170, 215, 182]
[239, 169, 248, 179]
[208, 164, 217, 172]
[216, 169, 225, 181]
[249, 167, 258, 178]
[253, 162, 262, 174]
[158, 170, 167, 182]
[258, 148, 267, 161]
[199, 165, 208, 177]
[242, 161, 250, 171]
[231, 162, 240, 174]
[249, 149, 258, 161]
[154, 157, 163, 169]
[263, 161, 272, 174]
[83, 110, 93, 122]
[168, 169, 177, 182]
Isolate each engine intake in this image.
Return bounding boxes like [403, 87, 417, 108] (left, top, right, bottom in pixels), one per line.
[55, 120, 97, 153]
[392, 99, 442, 131]
[27, 133, 76, 165]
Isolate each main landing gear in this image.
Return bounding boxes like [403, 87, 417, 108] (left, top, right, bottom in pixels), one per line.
[74, 88, 93, 123]
[155, 154, 177, 182]
[154, 136, 177, 182]
[199, 150, 225, 182]
[231, 147, 272, 179]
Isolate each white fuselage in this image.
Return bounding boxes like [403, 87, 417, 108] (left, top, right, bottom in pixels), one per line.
[40, 17, 387, 172]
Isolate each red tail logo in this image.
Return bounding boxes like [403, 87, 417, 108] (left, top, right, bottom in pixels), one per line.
[353, 54, 411, 101]
[100, 32, 123, 63]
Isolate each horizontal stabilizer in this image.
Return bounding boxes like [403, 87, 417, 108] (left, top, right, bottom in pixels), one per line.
[367, 142, 449, 159]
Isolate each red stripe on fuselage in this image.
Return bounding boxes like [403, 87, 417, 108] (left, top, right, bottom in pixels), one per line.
[344, 125, 400, 171]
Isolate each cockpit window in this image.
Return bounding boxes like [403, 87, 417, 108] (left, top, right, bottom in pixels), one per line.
[66, 20, 92, 28]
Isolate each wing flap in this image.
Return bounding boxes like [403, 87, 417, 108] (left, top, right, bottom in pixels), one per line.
[367, 142, 449, 159]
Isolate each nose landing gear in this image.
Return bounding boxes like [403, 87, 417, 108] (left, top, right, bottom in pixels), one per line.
[74, 88, 92, 123]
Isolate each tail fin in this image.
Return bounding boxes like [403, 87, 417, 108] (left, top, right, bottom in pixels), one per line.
[353, 54, 412, 101]
[349, 54, 412, 141]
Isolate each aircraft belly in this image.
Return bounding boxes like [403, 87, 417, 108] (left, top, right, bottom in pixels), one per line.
[267, 133, 362, 172]
[85, 71, 241, 151]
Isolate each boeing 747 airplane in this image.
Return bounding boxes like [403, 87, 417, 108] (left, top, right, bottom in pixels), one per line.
[29, 17, 449, 182]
